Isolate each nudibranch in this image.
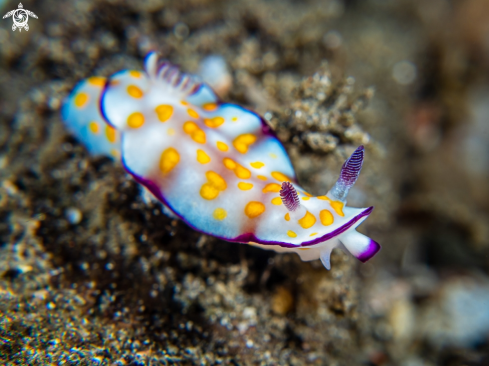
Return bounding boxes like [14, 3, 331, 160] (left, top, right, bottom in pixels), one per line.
[62, 52, 381, 270]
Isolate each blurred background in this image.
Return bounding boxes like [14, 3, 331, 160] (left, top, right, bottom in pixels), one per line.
[1, 0, 489, 364]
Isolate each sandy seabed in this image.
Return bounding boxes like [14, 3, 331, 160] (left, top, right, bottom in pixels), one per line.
[1, 0, 489, 364]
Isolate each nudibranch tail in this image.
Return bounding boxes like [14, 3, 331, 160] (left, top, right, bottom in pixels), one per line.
[329, 145, 364, 202]
[339, 230, 381, 262]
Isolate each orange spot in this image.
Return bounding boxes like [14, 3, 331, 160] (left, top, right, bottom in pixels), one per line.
[206, 171, 227, 191]
[284, 213, 290, 221]
[181, 100, 189, 106]
[238, 182, 253, 191]
[196, 149, 211, 164]
[271, 197, 282, 205]
[200, 184, 219, 200]
[155, 105, 173, 122]
[271, 171, 291, 182]
[127, 112, 145, 128]
[235, 165, 251, 179]
[216, 141, 229, 152]
[298, 248, 310, 251]
[200, 171, 227, 200]
[127, 85, 143, 98]
[262, 183, 281, 193]
[298, 211, 316, 229]
[74, 92, 89, 108]
[129, 70, 142, 78]
[183, 121, 197, 133]
[213, 208, 227, 221]
[287, 230, 297, 238]
[316, 195, 344, 215]
[109, 79, 120, 86]
[88, 76, 106, 87]
[330, 201, 345, 217]
[159, 147, 180, 174]
[233, 134, 257, 154]
[320, 210, 334, 226]
[193, 130, 206, 143]
[167, 128, 175, 136]
[183, 121, 206, 144]
[250, 162, 264, 169]
[257, 175, 268, 181]
[223, 158, 251, 179]
[223, 158, 237, 170]
[244, 201, 266, 218]
[204, 116, 225, 128]
[269, 153, 278, 159]
[302, 191, 313, 197]
[89, 121, 100, 134]
[202, 103, 218, 111]
[187, 108, 199, 119]
[105, 125, 117, 143]
[302, 197, 310, 201]
[232, 117, 238, 122]
[309, 233, 318, 237]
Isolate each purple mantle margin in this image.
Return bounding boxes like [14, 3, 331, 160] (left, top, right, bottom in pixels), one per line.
[126, 164, 374, 249]
[233, 206, 374, 248]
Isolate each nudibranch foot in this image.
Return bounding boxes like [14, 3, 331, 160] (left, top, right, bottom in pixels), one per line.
[320, 249, 332, 270]
[61, 51, 381, 271]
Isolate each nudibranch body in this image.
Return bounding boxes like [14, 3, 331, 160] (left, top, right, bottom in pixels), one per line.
[62, 52, 381, 270]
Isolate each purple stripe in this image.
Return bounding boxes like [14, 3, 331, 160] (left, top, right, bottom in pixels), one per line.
[232, 206, 374, 248]
[356, 239, 381, 262]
